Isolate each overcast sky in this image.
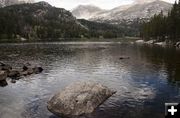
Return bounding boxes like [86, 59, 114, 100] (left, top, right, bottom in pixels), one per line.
[36, 0, 176, 10]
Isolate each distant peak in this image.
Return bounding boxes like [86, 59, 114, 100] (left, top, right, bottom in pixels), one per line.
[19, 0, 35, 3]
[134, 0, 160, 4]
[35, 1, 51, 7]
[72, 4, 105, 20]
[75, 4, 103, 9]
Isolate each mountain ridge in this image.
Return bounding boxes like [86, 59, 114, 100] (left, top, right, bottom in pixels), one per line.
[72, 0, 172, 24]
[0, 1, 129, 41]
[0, 0, 34, 7]
[0, 0, 18, 7]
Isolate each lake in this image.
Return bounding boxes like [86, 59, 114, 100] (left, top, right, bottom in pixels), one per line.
[0, 42, 180, 118]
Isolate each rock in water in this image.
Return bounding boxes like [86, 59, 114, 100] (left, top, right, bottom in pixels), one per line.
[119, 56, 130, 60]
[175, 41, 180, 48]
[11, 79, 16, 83]
[0, 62, 12, 72]
[33, 67, 43, 74]
[0, 71, 8, 87]
[47, 81, 116, 117]
[8, 70, 21, 79]
[22, 63, 43, 75]
[0, 80, 8, 87]
[0, 71, 7, 81]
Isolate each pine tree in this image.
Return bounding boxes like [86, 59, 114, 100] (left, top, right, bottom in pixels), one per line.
[141, 1, 180, 42]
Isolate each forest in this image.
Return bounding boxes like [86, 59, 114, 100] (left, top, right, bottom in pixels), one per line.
[141, 1, 180, 42]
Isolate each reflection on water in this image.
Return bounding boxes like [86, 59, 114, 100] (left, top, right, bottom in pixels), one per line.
[0, 42, 180, 118]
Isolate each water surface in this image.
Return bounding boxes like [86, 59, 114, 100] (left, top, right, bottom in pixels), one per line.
[0, 42, 180, 118]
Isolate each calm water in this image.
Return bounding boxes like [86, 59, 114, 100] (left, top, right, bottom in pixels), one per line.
[0, 42, 180, 118]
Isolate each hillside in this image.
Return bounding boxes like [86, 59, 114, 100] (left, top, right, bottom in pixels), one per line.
[0, 2, 88, 41]
[78, 19, 140, 38]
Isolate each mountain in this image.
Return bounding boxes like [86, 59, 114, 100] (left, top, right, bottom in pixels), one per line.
[78, 18, 142, 38]
[134, 0, 157, 4]
[71, 5, 106, 19]
[92, 0, 172, 24]
[0, 1, 127, 41]
[0, 1, 88, 41]
[0, 0, 34, 7]
[72, 0, 172, 24]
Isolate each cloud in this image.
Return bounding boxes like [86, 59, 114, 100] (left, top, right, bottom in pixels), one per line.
[36, 0, 176, 10]
[36, 0, 133, 10]
[134, 0, 176, 4]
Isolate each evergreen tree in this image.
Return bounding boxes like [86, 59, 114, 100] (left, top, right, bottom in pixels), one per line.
[141, 1, 180, 42]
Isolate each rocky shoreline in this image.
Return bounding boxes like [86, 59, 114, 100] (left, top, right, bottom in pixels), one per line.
[135, 40, 180, 48]
[0, 61, 117, 117]
[0, 62, 43, 87]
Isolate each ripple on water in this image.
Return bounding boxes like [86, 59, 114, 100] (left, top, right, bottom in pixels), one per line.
[0, 43, 180, 118]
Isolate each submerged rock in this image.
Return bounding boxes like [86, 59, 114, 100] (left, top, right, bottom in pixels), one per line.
[47, 81, 116, 117]
[33, 67, 43, 74]
[119, 56, 130, 60]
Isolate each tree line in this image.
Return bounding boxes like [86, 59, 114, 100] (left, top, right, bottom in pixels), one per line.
[0, 2, 130, 42]
[0, 2, 142, 42]
[141, 1, 180, 42]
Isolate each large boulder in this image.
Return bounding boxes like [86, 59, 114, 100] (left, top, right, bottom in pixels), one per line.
[47, 81, 116, 117]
